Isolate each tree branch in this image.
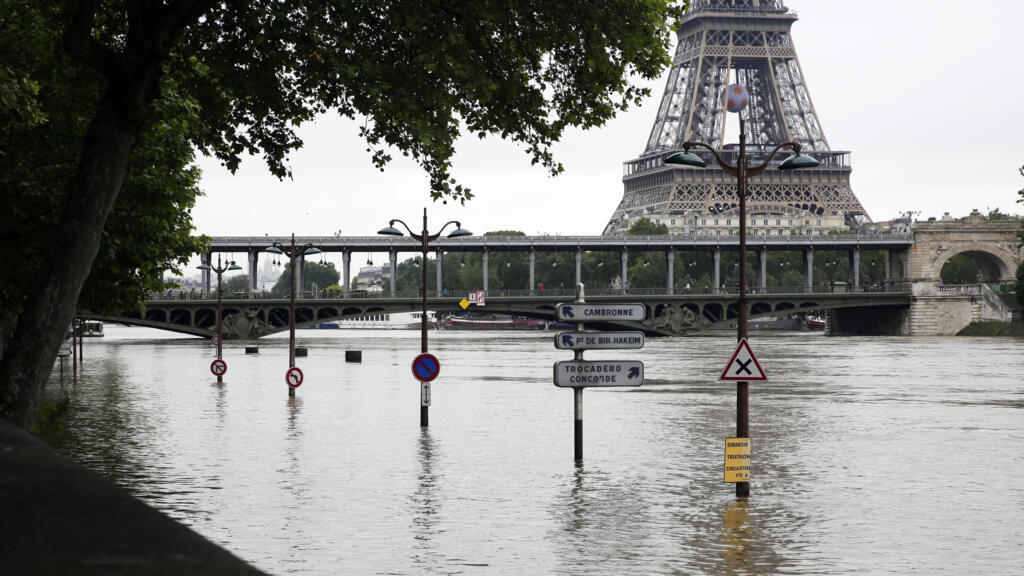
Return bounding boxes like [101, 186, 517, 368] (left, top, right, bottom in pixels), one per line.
[62, 0, 127, 80]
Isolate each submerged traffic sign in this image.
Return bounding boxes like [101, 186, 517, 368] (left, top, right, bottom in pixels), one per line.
[412, 353, 440, 382]
[724, 437, 751, 483]
[553, 360, 644, 387]
[210, 359, 227, 376]
[555, 303, 646, 322]
[286, 366, 303, 388]
[554, 331, 645, 350]
[720, 338, 767, 381]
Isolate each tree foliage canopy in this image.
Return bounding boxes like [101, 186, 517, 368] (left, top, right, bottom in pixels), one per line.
[272, 262, 341, 294]
[156, 0, 683, 201]
[0, 0, 685, 427]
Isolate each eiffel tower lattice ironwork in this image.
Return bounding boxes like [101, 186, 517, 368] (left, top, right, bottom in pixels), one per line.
[604, 0, 871, 235]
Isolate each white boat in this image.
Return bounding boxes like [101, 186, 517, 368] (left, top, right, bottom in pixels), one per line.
[76, 320, 104, 337]
[335, 311, 439, 330]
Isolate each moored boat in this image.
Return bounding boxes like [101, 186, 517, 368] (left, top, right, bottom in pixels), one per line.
[76, 321, 104, 337]
[443, 314, 547, 330]
[336, 311, 439, 329]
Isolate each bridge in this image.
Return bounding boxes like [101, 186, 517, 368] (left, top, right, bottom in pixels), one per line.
[90, 212, 1018, 337]
[201, 232, 917, 298]
[91, 285, 913, 338]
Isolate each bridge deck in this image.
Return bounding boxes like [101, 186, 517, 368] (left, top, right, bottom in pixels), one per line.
[90, 285, 913, 339]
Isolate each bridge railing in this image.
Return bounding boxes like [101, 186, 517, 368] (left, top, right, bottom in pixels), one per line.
[147, 282, 912, 302]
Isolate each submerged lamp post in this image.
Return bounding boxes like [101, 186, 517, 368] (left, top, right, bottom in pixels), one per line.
[265, 234, 321, 396]
[666, 83, 819, 498]
[379, 208, 471, 426]
[197, 254, 242, 383]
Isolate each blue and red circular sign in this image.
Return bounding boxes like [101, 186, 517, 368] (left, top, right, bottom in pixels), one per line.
[411, 353, 440, 382]
[286, 366, 304, 388]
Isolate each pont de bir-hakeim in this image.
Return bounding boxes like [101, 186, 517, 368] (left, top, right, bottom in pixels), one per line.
[603, 0, 871, 236]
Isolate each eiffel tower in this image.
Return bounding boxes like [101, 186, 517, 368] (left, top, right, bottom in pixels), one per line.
[604, 0, 871, 235]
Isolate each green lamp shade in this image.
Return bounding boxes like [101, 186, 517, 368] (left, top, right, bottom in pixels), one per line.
[378, 226, 404, 236]
[303, 247, 322, 255]
[447, 227, 472, 238]
[228, 263, 243, 271]
[264, 246, 283, 254]
[778, 154, 820, 170]
[196, 264, 211, 270]
[665, 151, 707, 168]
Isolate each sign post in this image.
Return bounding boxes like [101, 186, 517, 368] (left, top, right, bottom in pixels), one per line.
[553, 284, 646, 460]
[719, 338, 765, 490]
[412, 353, 440, 419]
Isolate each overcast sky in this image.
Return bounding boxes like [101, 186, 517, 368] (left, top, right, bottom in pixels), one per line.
[192, 0, 1024, 245]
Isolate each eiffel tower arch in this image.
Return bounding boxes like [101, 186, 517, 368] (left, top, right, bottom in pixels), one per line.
[604, 0, 871, 235]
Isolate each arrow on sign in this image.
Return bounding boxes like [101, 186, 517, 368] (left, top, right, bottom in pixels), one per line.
[560, 334, 575, 347]
[628, 366, 641, 379]
[561, 305, 575, 319]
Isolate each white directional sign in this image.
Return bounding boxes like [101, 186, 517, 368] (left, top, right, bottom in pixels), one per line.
[553, 360, 644, 388]
[555, 303, 646, 322]
[554, 331, 645, 350]
[719, 338, 767, 381]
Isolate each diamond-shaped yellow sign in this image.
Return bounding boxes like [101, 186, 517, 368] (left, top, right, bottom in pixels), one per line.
[459, 298, 470, 310]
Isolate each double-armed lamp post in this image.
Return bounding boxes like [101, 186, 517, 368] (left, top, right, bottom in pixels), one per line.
[265, 234, 321, 396]
[197, 254, 242, 383]
[665, 83, 819, 498]
[379, 208, 471, 426]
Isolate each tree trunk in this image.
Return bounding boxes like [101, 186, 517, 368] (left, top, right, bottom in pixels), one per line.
[0, 83, 148, 428]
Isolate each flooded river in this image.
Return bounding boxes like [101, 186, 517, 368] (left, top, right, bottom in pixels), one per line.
[48, 327, 1024, 575]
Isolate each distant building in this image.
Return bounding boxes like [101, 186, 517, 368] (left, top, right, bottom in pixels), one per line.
[354, 264, 392, 292]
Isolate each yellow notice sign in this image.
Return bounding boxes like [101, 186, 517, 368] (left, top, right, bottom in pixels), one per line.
[724, 437, 751, 483]
[459, 298, 471, 310]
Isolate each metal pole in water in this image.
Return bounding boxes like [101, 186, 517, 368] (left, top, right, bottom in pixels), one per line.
[420, 208, 429, 427]
[71, 319, 77, 373]
[574, 388, 583, 461]
[573, 282, 585, 461]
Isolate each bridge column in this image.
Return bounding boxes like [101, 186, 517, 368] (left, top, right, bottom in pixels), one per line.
[803, 247, 814, 290]
[850, 248, 861, 290]
[713, 247, 721, 292]
[201, 252, 212, 297]
[482, 249, 489, 293]
[296, 255, 305, 297]
[342, 250, 351, 294]
[620, 249, 629, 295]
[389, 250, 397, 296]
[436, 248, 443, 296]
[666, 247, 675, 295]
[248, 249, 259, 293]
[529, 249, 536, 295]
[575, 248, 582, 287]
[758, 249, 767, 291]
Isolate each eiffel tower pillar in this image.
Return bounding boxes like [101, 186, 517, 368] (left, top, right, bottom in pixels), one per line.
[605, 0, 870, 236]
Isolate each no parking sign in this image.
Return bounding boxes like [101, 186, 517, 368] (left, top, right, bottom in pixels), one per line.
[411, 353, 440, 382]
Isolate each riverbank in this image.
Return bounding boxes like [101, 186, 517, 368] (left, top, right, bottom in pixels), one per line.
[957, 321, 1024, 336]
[0, 418, 264, 575]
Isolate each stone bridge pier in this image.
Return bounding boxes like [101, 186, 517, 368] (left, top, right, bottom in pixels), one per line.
[831, 211, 1021, 336]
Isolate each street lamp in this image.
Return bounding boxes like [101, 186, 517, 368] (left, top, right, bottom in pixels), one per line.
[197, 254, 242, 383]
[379, 208, 471, 426]
[265, 234, 321, 396]
[665, 83, 819, 498]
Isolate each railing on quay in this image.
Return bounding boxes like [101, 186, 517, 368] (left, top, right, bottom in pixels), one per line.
[149, 282, 913, 303]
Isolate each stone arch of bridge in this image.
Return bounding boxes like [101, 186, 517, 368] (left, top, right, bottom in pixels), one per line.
[933, 246, 1016, 283]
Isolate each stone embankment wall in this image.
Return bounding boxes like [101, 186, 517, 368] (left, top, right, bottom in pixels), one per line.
[828, 282, 1012, 336]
